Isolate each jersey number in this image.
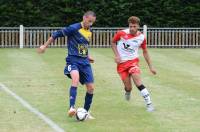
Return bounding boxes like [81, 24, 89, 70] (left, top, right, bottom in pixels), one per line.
[68, 65, 71, 72]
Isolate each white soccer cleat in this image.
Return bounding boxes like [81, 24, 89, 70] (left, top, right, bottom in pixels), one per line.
[68, 107, 76, 117]
[146, 104, 155, 112]
[125, 92, 131, 101]
[86, 112, 95, 120]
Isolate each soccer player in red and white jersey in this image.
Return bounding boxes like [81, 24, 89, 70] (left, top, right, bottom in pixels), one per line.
[111, 16, 157, 112]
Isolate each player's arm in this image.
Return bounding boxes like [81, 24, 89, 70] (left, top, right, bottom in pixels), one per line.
[37, 37, 54, 53]
[141, 39, 157, 75]
[111, 31, 121, 64]
[37, 26, 75, 53]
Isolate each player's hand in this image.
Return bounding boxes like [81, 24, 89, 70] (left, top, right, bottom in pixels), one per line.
[150, 66, 157, 75]
[114, 56, 121, 64]
[88, 56, 94, 63]
[37, 45, 47, 54]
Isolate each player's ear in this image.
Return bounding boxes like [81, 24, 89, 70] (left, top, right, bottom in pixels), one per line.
[93, 17, 96, 23]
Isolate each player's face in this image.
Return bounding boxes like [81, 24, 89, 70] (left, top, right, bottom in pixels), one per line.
[83, 15, 96, 29]
[129, 23, 139, 35]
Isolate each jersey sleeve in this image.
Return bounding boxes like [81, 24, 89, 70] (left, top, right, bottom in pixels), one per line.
[112, 31, 122, 43]
[52, 26, 75, 40]
[140, 37, 147, 49]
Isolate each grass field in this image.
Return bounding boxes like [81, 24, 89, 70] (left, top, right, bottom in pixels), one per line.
[0, 48, 200, 132]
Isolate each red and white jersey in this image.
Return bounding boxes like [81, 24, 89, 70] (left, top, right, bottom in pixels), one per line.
[112, 29, 147, 62]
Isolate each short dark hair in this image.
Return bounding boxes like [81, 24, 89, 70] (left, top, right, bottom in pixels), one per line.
[84, 11, 96, 17]
[128, 16, 140, 24]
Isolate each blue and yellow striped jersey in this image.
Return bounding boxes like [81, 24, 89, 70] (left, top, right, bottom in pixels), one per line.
[52, 22, 92, 58]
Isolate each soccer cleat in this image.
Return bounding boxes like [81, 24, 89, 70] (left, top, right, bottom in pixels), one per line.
[68, 107, 76, 117]
[146, 103, 155, 112]
[125, 91, 131, 101]
[86, 112, 95, 120]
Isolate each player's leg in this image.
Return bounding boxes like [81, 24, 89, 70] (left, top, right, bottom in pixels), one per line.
[80, 64, 95, 119]
[85, 83, 94, 111]
[79, 64, 94, 111]
[131, 73, 154, 112]
[117, 62, 132, 101]
[128, 62, 154, 112]
[122, 76, 132, 101]
[69, 70, 79, 107]
[64, 64, 79, 116]
[68, 70, 80, 116]
[85, 83, 95, 119]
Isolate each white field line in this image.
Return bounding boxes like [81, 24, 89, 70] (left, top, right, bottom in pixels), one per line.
[0, 83, 65, 132]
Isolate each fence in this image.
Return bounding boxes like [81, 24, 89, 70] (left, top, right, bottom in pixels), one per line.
[0, 25, 199, 48]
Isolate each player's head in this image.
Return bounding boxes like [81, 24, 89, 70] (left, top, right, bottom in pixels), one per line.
[128, 16, 140, 35]
[82, 11, 96, 29]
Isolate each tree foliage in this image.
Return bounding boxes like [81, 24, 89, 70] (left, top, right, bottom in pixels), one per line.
[0, 0, 199, 27]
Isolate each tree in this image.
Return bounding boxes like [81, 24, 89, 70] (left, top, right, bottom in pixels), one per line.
[0, 0, 199, 27]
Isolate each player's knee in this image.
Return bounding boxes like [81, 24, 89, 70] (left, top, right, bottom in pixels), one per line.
[71, 70, 79, 80]
[124, 87, 132, 92]
[134, 79, 142, 87]
[71, 78, 79, 87]
[86, 85, 94, 94]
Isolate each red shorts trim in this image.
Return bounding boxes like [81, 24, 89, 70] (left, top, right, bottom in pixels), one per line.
[117, 58, 140, 80]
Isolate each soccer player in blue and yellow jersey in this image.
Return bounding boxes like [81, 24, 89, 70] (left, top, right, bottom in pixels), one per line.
[37, 11, 96, 119]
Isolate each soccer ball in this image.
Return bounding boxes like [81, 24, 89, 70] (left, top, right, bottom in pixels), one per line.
[76, 108, 88, 121]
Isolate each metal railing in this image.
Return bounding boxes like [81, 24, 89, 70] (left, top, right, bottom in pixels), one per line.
[147, 28, 199, 48]
[0, 27, 20, 48]
[0, 26, 199, 48]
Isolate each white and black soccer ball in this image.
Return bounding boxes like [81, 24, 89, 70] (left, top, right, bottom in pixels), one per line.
[76, 108, 88, 121]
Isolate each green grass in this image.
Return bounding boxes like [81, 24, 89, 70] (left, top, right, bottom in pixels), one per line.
[0, 48, 200, 132]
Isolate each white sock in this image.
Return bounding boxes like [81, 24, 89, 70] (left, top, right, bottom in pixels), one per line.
[140, 88, 152, 105]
